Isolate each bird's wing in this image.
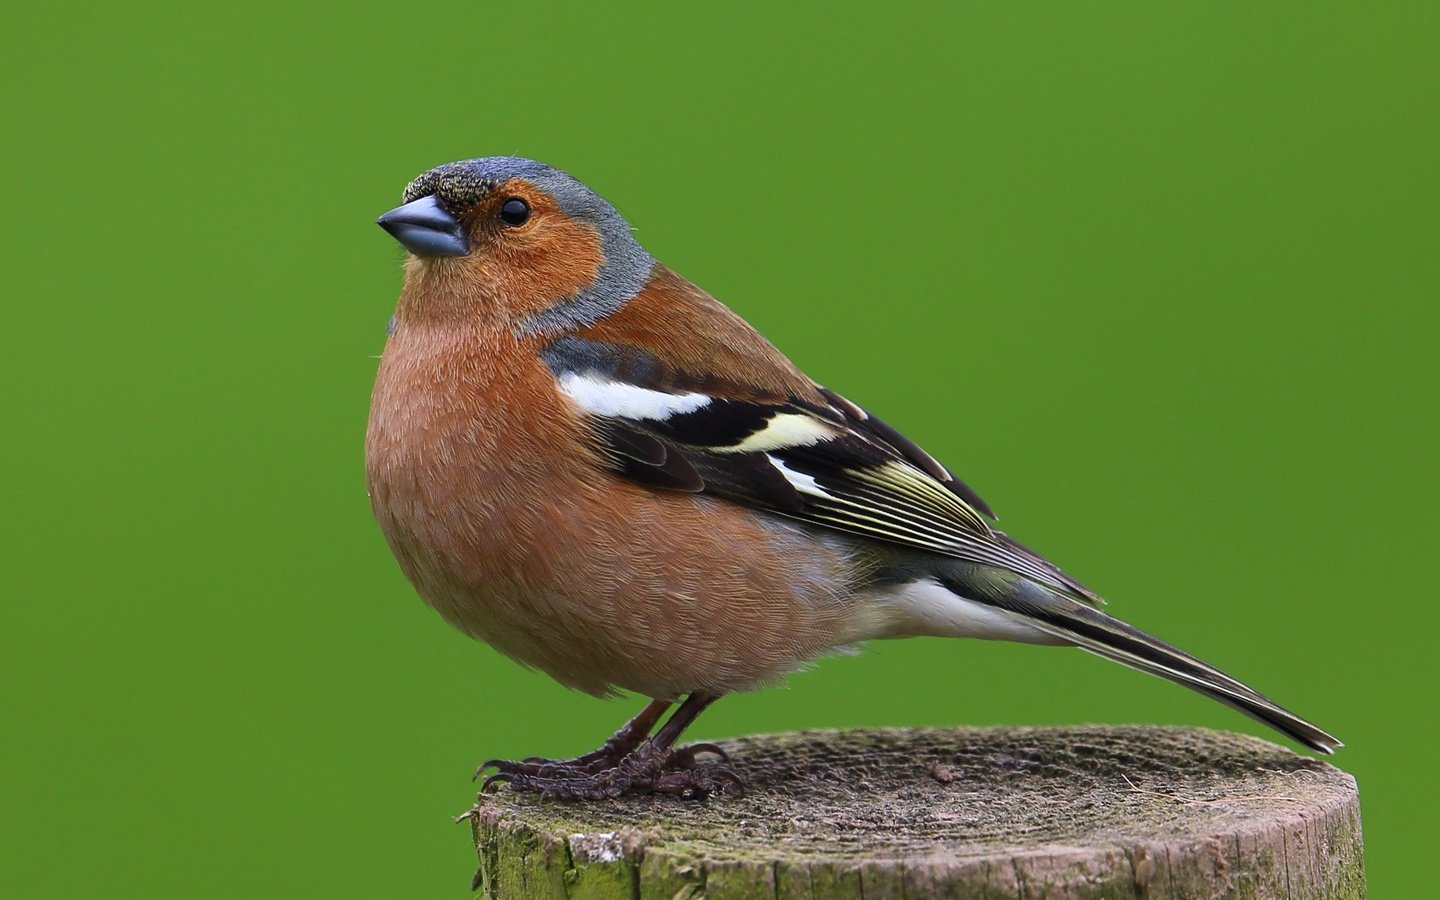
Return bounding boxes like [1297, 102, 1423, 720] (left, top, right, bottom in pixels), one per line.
[543, 336, 1101, 604]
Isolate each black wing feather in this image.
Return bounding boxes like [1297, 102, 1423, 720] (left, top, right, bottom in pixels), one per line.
[592, 419, 703, 492]
[815, 386, 996, 519]
[548, 336, 1095, 604]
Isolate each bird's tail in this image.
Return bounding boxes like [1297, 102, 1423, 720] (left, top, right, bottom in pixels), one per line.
[969, 576, 1343, 754]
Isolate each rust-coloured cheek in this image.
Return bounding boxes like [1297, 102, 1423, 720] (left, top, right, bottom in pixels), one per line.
[482, 217, 604, 320]
[396, 216, 605, 329]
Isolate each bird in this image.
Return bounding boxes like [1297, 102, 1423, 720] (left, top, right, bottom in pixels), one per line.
[365, 156, 1340, 800]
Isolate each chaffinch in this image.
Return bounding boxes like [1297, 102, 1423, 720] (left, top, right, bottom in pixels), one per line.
[366, 157, 1339, 800]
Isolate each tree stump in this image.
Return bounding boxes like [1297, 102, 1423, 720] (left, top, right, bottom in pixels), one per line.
[461, 726, 1363, 899]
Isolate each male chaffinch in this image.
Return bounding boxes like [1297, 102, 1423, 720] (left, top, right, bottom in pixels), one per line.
[366, 157, 1339, 800]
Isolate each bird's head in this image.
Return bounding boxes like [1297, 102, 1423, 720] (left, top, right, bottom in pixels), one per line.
[377, 157, 653, 333]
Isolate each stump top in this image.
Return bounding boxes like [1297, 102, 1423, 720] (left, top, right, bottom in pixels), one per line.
[466, 726, 1362, 898]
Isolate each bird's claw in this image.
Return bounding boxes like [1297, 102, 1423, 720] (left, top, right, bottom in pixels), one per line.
[480, 772, 512, 794]
[473, 758, 509, 781]
[672, 741, 731, 767]
[474, 739, 657, 782]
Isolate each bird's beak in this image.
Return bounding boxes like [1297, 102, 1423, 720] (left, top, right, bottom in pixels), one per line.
[376, 195, 468, 257]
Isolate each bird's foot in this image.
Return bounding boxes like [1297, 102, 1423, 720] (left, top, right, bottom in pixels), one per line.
[476, 745, 626, 782]
[480, 742, 740, 800]
[474, 700, 688, 782]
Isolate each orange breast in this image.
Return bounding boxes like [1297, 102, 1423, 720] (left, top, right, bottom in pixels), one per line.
[365, 321, 869, 698]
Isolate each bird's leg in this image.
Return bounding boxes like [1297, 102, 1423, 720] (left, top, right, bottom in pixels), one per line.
[640, 691, 730, 768]
[482, 693, 741, 800]
[475, 698, 671, 781]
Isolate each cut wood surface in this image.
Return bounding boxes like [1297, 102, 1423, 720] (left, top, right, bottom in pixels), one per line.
[462, 725, 1363, 899]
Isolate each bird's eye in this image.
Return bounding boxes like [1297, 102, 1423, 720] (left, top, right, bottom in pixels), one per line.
[499, 198, 531, 227]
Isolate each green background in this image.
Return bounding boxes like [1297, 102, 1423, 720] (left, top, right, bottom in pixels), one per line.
[4, 3, 1434, 895]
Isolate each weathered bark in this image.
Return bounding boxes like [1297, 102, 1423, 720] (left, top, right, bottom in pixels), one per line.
[462, 725, 1363, 898]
